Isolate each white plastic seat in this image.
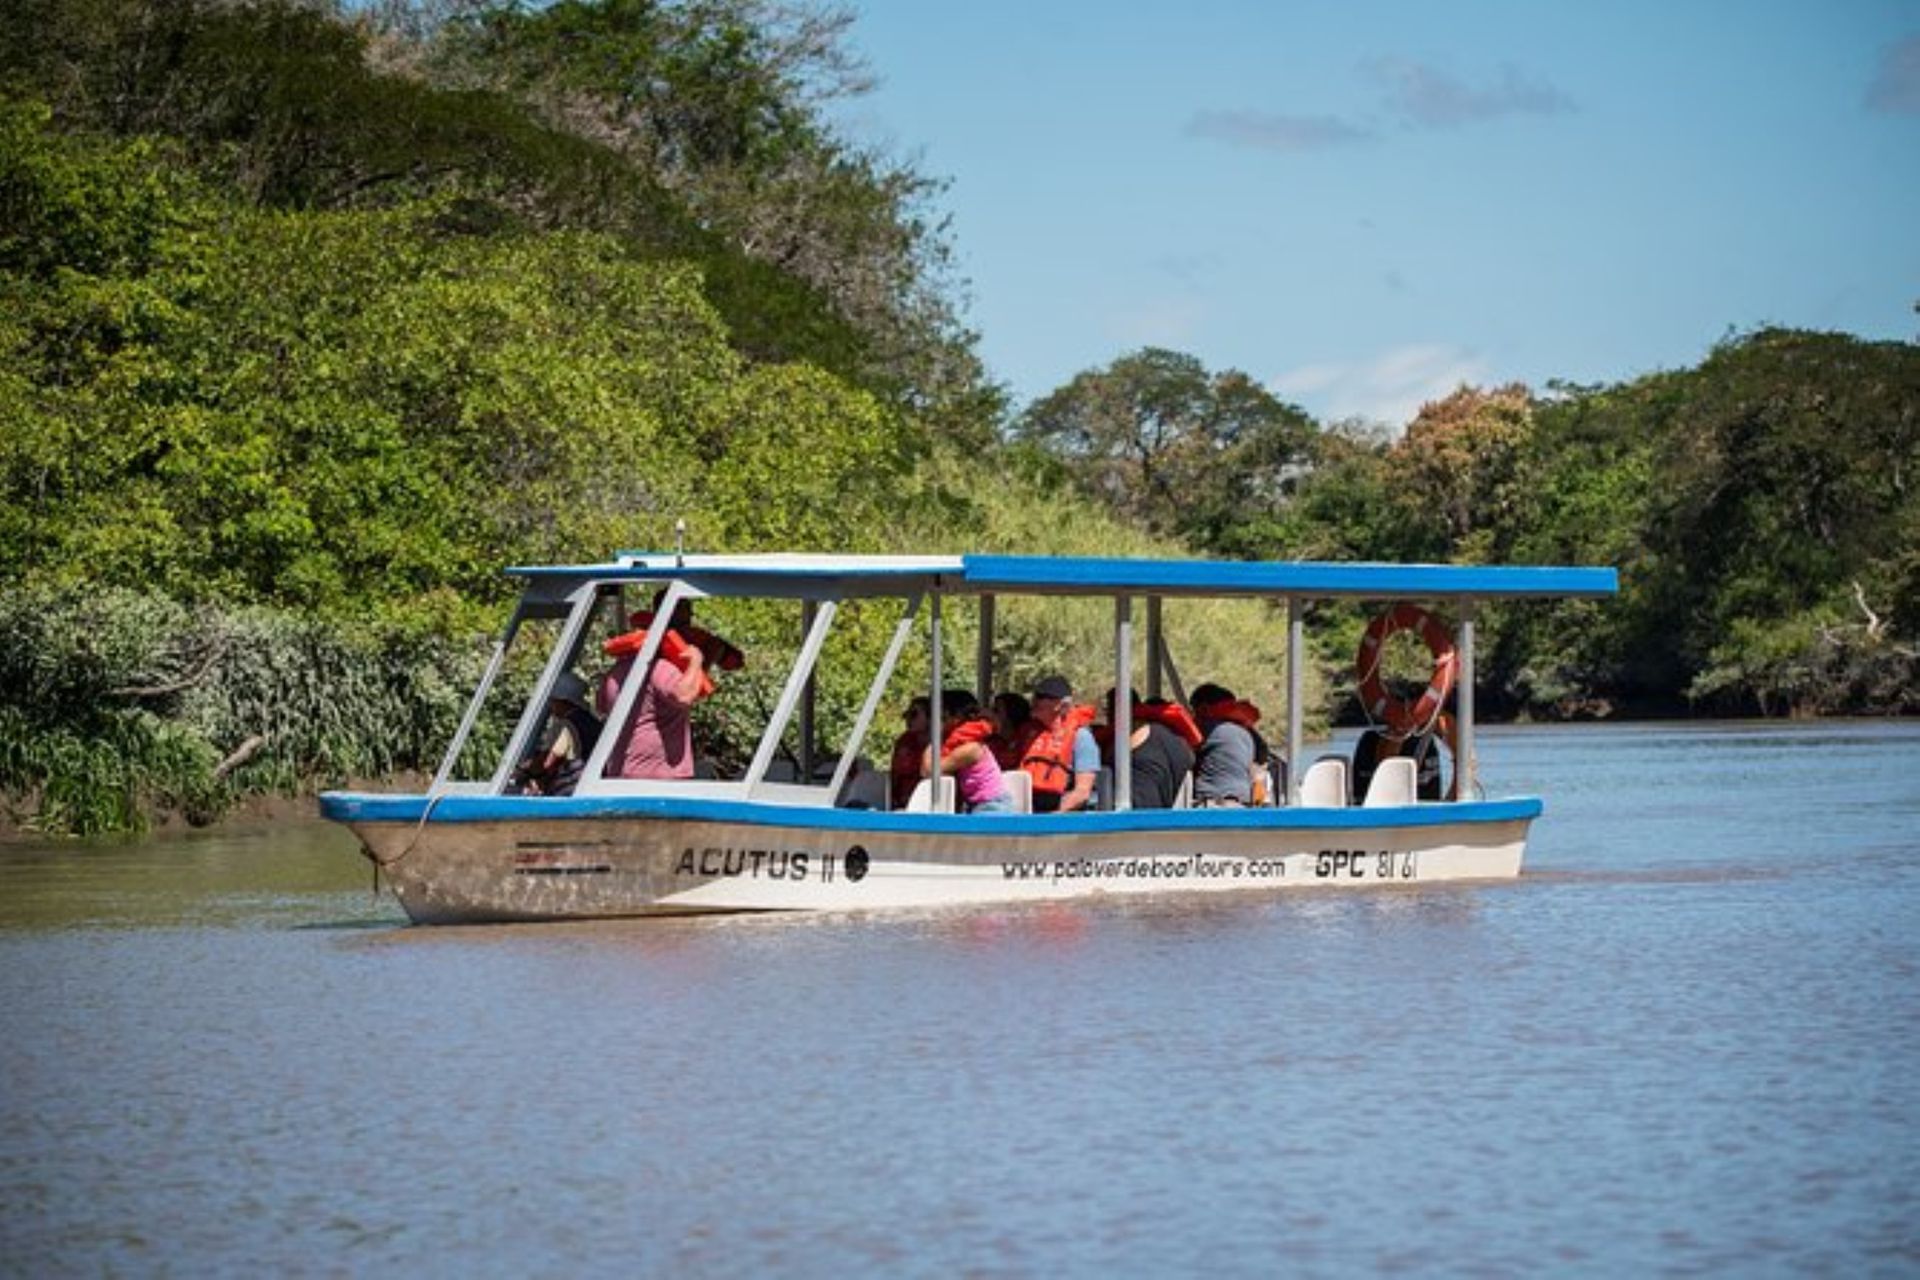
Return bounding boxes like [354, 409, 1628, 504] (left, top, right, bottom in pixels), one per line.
[1299, 755, 1349, 808]
[839, 765, 888, 810]
[999, 770, 1033, 814]
[1362, 756, 1418, 807]
[1174, 772, 1193, 809]
[903, 778, 957, 813]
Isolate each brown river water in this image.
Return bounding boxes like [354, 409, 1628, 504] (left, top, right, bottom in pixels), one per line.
[2, 721, 1917, 1275]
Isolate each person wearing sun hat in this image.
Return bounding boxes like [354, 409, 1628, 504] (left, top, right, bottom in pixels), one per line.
[1012, 675, 1100, 812]
[510, 670, 603, 796]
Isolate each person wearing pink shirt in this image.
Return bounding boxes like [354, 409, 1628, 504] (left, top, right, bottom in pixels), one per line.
[597, 638, 707, 779]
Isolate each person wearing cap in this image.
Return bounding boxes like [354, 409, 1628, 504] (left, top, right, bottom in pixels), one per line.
[511, 671, 603, 796]
[1012, 675, 1100, 813]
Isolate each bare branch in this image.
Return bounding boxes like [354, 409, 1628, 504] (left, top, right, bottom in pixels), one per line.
[1851, 580, 1886, 640]
[212, 734, 268, 782]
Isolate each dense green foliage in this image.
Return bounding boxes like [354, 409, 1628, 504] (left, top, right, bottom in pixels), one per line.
[1033, 344, 1919, 719]
[1016, 348, 1317, 555]
[0, 0, 1285, 832]
[1, 0, 1912, 835]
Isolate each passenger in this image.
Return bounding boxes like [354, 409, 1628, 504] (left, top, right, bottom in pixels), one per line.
[510, 672, 602, 796]
[596, 619, 707, 780]
[1190, 683, 1259, 808]
[1104, 688, 1196, 810]
[1012, 675, 1099, 813]
[922, 691, 1014, 814]
[888, 696, 931, 810]
[989, 691, 1030, 769]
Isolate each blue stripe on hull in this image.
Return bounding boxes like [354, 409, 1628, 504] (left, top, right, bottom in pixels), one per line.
[320, 791, 1542, 835]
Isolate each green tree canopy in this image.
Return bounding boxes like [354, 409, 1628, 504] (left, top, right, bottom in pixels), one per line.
[1015, 347, 1316, 552]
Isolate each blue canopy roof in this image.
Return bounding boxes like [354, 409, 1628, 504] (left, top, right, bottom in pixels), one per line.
[960, 555, 1618, 599]
[515, 552, 1618, 601]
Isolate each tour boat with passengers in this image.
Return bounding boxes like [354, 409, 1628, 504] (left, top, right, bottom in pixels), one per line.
[320, 553, 1616, 923]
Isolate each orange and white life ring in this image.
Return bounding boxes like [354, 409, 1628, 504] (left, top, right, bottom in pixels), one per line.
[1355, 604, 1457, 738]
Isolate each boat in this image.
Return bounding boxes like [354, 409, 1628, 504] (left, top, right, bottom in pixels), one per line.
[320, 553, 1617, 923]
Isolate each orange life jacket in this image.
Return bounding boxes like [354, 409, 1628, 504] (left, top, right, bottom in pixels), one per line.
[601, 627, 716, 700]
[630, 611, 745, 672]
[1014, 704, 1097, 796]
[1213, 699, 1262, 731]
[941, 716, 999, 753]
[1136, 699, 1204, 749]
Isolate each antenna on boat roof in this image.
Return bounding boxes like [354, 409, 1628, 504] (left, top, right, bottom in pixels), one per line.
[674, 518, 686, 567]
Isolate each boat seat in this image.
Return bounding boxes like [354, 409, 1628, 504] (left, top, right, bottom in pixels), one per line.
[903, 778, 957, 813]
[1174, 771, 1193, 809]
[1299, 755, 1349, 808]
[838, 764, 888, 810]
[1000, 770, 1033, 814]
[1362, 756, 1418, 807]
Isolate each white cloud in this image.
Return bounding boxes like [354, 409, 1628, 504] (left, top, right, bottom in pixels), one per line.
[1363, 58, 1575, 128]
[1270, 343, 1491, 429]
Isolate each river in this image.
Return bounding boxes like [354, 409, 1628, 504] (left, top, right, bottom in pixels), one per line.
[2, 721, 1916, 1275]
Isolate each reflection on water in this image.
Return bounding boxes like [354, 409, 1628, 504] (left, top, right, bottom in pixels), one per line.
[2, 721, 1918, 1274]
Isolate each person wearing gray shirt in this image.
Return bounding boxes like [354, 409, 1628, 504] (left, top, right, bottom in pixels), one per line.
[1191, 684, 1257, 807]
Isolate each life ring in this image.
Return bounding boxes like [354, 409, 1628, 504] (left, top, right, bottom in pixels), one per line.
[1355, 603, 1457, 738]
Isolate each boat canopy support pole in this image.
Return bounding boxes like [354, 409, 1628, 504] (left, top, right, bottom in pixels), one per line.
[799, 599, 818, 783]
[975, 593, 995, 704]
[1458, 599, 1477, 799]
[828, 592, 923, 803]
[746, 598, 839, 796]
[577, 580, 693, 792]
[1114, 595, 1133, 811]
[929, 589, 945, 810]
[1145, 597, 1162, 701]
[1158, 631, 1189, 708]
[434, 617, 517, 794]
[491, 582, 601, 794]
[1287, 596, 1304, 805]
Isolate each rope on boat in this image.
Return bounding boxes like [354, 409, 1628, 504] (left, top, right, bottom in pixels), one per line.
[383, 790, 447, 872]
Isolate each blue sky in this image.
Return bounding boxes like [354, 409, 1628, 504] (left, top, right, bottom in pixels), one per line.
[836, 2, 1920, 427]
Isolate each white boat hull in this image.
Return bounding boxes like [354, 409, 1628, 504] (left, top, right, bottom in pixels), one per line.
[325, 794, 1536, 923]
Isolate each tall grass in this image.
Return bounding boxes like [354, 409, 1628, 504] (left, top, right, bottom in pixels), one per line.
[0, 586, 498, 835]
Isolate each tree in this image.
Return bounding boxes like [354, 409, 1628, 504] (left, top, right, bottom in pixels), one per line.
[1016, 348, 1316, 550]
[1394, 384, 1533, 560]
[421, 0, 983, 417]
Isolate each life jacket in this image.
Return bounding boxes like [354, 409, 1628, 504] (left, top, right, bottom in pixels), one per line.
[1014, 704, 1097, 796]
[1136, 699, 1204, 749]
[601, 627, 716, 700]
[630, 611, 745, 672]
[1213, 699, 1262, 731]
[941, 717, 999, 753]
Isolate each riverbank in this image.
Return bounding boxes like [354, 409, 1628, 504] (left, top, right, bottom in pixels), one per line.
[0, 773, 432, 846]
